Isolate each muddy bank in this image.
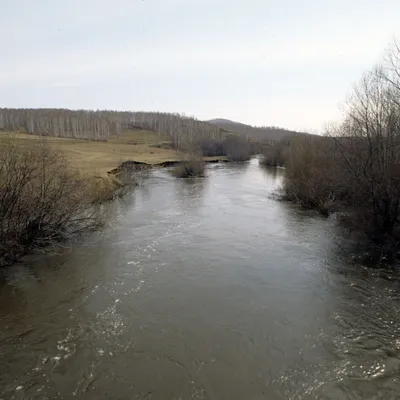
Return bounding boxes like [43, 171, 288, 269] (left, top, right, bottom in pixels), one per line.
[107, 158, 229, 175]
[107, 160, 152, 175]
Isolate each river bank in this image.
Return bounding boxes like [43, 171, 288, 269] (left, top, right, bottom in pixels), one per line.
[0, 129, 227, 178]
[107, 157, 229, 176]
[0, 131, 231, 267]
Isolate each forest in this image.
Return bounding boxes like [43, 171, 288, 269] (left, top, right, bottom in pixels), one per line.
[208, 118, 307, 142]
[0, 109, 226, 149]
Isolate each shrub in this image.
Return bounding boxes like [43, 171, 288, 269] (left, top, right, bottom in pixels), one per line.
[260, 141, 289, 167]
[199, 139, 225, 157]
[0, 137, 105, 266]
[173, 160, 205, 178]
[198, 136, 253, 161]
[222, 135, 251, 161]
[282, 135, 341, 215]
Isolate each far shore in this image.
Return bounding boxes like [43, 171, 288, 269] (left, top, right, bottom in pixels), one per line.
[0, 130, 228, 179]
[107, 157, 229, 175]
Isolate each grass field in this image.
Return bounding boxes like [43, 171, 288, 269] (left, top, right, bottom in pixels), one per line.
[0, 129, 184, 177]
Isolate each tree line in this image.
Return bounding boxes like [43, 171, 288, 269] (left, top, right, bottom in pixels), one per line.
[0, 109, 227, 148]
[129, 112, 226, 149]
[208, 118, 307, 142]
[0, 108, 122, 141]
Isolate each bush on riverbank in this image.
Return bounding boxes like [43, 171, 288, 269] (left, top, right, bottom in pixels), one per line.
[260, 140, 289, 167]
[173, 160, 205, 178]
[283, 41, 400, 252]
[199, 139, 225, 157]
[222, 135, 251, 161]
[0, 137, 107, 267]
[282, 135, 343, 215]
[198, 136, 251, 161]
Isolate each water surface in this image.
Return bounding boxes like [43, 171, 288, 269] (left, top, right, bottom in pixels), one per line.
[1, 159, 400, 399]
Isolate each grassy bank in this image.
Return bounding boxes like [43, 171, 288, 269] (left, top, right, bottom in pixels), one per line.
[0, 129, 184, 177]
[0, 129, 229, 177]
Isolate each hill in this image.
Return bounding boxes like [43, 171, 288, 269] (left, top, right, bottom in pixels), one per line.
[207, 118, 307, 142]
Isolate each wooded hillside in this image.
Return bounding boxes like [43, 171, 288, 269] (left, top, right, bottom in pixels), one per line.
[0, 109, 226, 149]
[208, 118, 308, 142]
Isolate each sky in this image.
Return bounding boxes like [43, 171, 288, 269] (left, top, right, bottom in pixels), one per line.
[1, 0, 400, 132]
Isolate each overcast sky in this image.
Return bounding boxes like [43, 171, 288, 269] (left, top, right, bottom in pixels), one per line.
[1, 0, 400, 131]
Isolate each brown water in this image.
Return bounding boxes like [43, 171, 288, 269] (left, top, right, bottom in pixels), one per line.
[1, 159, 400, 400]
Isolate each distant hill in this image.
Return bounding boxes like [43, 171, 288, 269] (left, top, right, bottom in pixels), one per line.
[207, 118, 308, 142]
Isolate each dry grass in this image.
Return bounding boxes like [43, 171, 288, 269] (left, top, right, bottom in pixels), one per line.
[0, 129, 184, 177]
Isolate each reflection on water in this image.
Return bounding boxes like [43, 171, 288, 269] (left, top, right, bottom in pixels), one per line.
[259, 164, 285, 181]
[1, 158, 400, 399]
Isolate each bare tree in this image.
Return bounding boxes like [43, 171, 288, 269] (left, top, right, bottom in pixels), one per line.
[0, 108, 122, 141]
[0, 137, 105, 266]
[129, 111, 226, 149]
[332, 54, 400, 241]
[284, 40, 400, 247]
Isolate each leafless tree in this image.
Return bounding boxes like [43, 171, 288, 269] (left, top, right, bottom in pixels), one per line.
[0, 136, 106, 266]
[130, 111, 225, 149]
[331, 52, 400, 241]
[284, 40, 400, 247]
[0, 108, 121, 141]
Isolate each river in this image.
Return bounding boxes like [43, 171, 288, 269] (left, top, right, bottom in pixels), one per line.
[1, 159, 400, 400]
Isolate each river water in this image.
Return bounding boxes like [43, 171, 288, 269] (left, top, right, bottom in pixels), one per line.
[1, 159, 400, 400]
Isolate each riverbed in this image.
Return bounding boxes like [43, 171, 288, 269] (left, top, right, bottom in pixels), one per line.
[1, 159, 400, 399]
